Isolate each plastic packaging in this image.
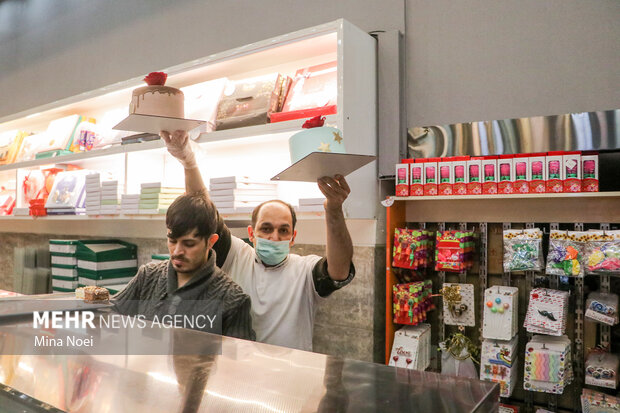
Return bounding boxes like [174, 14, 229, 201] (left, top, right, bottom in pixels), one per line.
[545, 230, 587, 277]
[503, 228, 543, 272]
[585, 230, 620, 274]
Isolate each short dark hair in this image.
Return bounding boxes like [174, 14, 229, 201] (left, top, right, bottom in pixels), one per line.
[251, 200, 297, 230]
[166, 193, 218, 239]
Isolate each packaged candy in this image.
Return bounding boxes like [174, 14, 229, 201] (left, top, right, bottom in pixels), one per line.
[545, 230, 587, 277]
[392, 280, 434, 326]
[392, 228, 434, 270]
[389, 324, 431, 370]
[503, 228, 543, 272]
[585, 230, 620, 274]
[585, 351, 619, 389]
[435, 230, 475, 272]
[585, 292, 619, 326]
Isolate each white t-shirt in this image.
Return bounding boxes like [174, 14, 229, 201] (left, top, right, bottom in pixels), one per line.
[221, 235, 324, 351]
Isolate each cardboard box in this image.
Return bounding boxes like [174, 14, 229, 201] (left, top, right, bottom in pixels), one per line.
[498, 155, 515, 194]
[438, 159, 453, 195]
[528, 153, 547, 193]
[482, 156, 498, 195]
[513, 154, 530, 194]
[467, 157, 484, 195]
[410, 160, 424, 196]
[450, 156, 469, 195]
[423, 158, 439, 196]
[582, 152, 599, 192]
[395, 160, 410, 197]
[563, 151, 581, 192]
[546, 151, 564, 193]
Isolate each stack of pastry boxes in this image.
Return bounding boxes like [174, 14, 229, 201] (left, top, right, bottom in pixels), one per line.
[76, 240, 137, 291]
[392, 280, 434, 325]
[139, 183, 184, 214]
[480, 286, 519, 397]
[50, 239, 79, 292]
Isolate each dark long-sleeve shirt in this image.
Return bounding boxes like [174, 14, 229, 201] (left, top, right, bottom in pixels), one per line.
[113, 249, 255, 341]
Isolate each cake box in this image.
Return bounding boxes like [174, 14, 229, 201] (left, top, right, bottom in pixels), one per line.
[451, 156, 469, 195]
[581, 152, 599, 192]
[395, 160, 410, 197]
[437, 159, 453, 196]
[528, 153, 547, 193]
[482, 156, 498, 195]
[563, 151, 581, 192]
[546, 151, 564, 193]
[423, 158, 439, 196]
[466, 157, 483, 195]
[498, 155, 515, 194]
[513, 154, 530, 194]
[409, 160, 424, 196]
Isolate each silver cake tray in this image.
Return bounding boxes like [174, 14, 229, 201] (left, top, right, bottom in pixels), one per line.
[271, 152, 376, 182]
[113, 113, 205, 135]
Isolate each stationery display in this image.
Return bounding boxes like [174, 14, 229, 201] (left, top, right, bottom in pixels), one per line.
[545, 230, 587, 277]
[581, 388, 620, 412]
[138, 182, 184, 214]
[482, 286, 519, 340]
[76, 240, 137, 287]
[0, 130, 27, 165]
[50, 240, 79, 293]
[524, 288, 570, 336]
[585, 292, 619, 325]
[392, 280, 434, 326]
[441, 283, 475, 327]
[388, 324, 431, 370]
[585, 230, 620, 274]
[523, 335, 573, 394]
[434, 230, 475, 272]
[44, 170, 89, 214]
[585, 351, 619, 389]
[480, 336, 519, 397]
[392, 228, 434, 270]
[503, 228, 543, 272]
[270, 61, 337, 123]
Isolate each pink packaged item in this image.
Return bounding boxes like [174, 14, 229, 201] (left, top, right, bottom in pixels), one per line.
[546, 151, 564, 193]
[438, 159, 453, 196]
[423, 158, 439, 196]
[467, 157, 483, 195]
[395, 160, 411, 197]
[410, 160, 424, 196]
[582, 152, 599, 192]
[498, 155, 515, 194]
[482, 156, 498, 195]
[452, 156, 469, 195]
[563, 151, 581, 193]
[528, 153, 547, 193]
[514, 154, 530, 194]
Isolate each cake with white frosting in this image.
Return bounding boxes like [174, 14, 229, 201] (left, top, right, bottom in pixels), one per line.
[129, 72, 184, 118]
[288, 116, 345, 164]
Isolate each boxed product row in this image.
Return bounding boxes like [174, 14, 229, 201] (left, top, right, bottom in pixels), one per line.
[395, 151, 599, 197]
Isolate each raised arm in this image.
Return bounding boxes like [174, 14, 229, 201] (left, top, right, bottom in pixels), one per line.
[317, 175, 353, 281]
[160, 130, 208, 196]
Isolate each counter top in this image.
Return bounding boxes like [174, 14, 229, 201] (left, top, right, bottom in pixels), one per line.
[0, 298, 498, 412]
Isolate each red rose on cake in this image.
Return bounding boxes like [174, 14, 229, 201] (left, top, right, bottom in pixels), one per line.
[143, 72, 168, 86]
[302, 115, 325, 129]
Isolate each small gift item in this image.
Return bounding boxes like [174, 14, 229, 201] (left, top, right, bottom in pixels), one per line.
[392, 280, 434, 326]
[388, 324, 431, 370]
[585, 230, 620, 274]
[442, 283, 475, 327]
[483, 286, 519, 340]
[503, 228, 544, 272]
[524, 335, 573, 394]
[524, 288, 570, 336]
[581, 388, 620, 412]
[439, 332, 479, 379]
[480, 336, 519, 397]
[585, 292, 619, 326]
[499, 404, 520, 413]
[585, 351, 619, 389]
[392, 228, 434, 270]
[435, 230, 475, 273]
[546, 230, 587, 277]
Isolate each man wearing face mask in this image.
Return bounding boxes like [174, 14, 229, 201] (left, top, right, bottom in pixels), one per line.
[160, 130, 355, 352]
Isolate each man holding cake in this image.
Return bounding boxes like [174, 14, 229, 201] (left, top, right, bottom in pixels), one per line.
[113, 192, 255, 341]
[160, 128, 355, 352]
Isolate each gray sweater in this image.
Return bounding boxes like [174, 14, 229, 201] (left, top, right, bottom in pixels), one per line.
[113, 249, 255, 341]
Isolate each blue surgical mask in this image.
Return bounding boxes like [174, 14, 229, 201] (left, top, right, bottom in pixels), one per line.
[255, 237, 290, 266]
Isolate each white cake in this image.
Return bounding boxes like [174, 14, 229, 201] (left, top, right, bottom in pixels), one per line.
[288, 116, 345, 164]
[129, 72, 184, 118]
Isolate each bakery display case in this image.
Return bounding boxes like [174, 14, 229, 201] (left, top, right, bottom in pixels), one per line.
[0, 18, 378, 237]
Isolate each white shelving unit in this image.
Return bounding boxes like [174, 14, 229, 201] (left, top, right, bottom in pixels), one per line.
[0, 19, 378, 236]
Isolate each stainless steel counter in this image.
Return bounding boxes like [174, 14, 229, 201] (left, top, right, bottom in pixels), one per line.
[0, 302, 498, 412]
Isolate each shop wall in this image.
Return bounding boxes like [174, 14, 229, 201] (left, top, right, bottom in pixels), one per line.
[406, 0, 620, 126]
[0, 233, 382, 362]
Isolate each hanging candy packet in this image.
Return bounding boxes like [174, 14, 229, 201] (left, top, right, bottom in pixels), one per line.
[585, 230, 620, 274]
[392, 228, 434, 270]
[545, 230, 587, 277]
[503, 228, 544, 272]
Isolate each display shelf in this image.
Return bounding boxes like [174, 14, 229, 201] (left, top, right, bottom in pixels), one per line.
[393, 192, 620, 201]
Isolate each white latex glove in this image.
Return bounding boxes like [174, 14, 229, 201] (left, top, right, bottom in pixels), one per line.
[160, 130, 197, 169]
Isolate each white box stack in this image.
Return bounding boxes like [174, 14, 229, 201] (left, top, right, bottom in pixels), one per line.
[209, 176, 277, 214]
[139, 182, 184, 214]
[121, 194, 140, 215]
[85, 173, 101, 215]
[100, 180, 121, 215]
[297, 198, 326, 212]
